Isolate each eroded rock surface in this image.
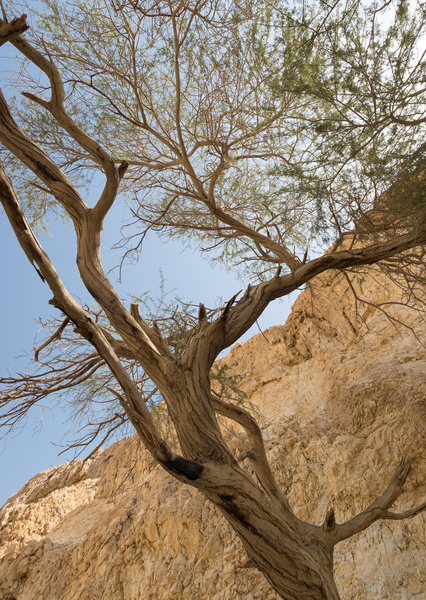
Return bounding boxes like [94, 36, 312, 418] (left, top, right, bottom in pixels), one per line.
[1, 269, 425, 600]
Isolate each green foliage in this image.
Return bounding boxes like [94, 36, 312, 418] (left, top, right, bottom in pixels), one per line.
[268, 0, 426, 238]
[210, 362, 247, 405]
[1, 0, 426, 453]
[3, 0, 425, 276]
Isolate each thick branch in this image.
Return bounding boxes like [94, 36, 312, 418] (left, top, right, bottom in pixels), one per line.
[0, 90, 170, 373]
[12, 35, 122, 227]
[0, 90, 87, 223]
[0, 161, 170, 465]
[330, 456, 426, 543]
[0, 93, 156, 369]
[0, 93, 170, 374]
[212, 394, 297, 518]
[0, 160, 207, 484]
[130, 303, 173, 357]
[0, 15, 29, 46]
[96, 326, 136, 361]
[186, 219, 426, 369]
[203, 198, 301, 272]
[72, 229, 169, 373]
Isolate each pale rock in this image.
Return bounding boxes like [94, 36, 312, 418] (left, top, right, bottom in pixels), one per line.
[0, 268, 425, 599]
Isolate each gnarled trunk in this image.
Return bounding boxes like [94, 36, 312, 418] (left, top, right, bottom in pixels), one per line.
[200, 463, 341, 600]
[158, 367, 342, 600]
[1, 14, 425, 596]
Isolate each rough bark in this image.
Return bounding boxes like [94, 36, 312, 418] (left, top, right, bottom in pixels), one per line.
[2, 101, 426, 598]
[0, 15, 425, 600]
[0, 15, 29, 46]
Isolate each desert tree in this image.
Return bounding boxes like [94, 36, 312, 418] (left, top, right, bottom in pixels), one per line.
[0, 0, 426, 598]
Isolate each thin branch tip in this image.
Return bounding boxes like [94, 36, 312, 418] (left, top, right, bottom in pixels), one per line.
[383, 501, 426, 521]
[130, 302, 143, 323]
[34, 317, 70, 362]
[395, 454, 415, 485]
[21, 91, 47, 107]
[221, 291, 241, 322]
[11, 13, 27, 25]
[0, 13, 29, 46]
[335, 454, 423, 542]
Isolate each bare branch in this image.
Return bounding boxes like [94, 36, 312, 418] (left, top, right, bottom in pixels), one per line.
[0, 15, 29, 46]
[198, 303, 208, 328]
[323, 508, 336, 533]
[199, 219, 426, 362]
[202, 200, 302, 272]
[211, 393, 295, 517]
[330, 456, 426, 543]
[130, 303, 173, 357]
[380, 502, 426, 521]
[34, 317, 70, 362]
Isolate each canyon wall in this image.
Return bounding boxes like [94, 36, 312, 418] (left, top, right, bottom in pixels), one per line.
[0, 268, 425, 600]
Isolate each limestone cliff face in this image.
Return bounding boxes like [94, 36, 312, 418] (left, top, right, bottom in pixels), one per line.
[1, 269, 425, 600]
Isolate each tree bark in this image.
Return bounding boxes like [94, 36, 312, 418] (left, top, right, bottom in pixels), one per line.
[157, 365, 343, 599]
[1, 18, 425, 599]
[0, 16, 29, 46]
[199, 462, 342, 600]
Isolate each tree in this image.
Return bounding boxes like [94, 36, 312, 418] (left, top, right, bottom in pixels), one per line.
[0, 0, 425, 597]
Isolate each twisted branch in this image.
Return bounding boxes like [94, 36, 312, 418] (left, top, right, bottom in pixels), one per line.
[327, 456, 426, 544]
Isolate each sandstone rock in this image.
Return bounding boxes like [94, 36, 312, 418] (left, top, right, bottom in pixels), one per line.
[0, 268, 425, 599]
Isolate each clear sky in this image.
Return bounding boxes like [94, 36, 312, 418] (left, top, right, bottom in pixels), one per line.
[0, 1, 301, 508]
[0, 197, 298, 507]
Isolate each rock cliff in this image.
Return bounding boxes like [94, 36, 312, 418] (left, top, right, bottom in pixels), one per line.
[1, 267, 425, 600]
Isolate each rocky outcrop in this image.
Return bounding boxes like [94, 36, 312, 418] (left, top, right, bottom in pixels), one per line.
[1, 267, 425, 600]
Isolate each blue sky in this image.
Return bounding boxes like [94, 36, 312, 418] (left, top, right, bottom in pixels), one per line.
[0, 198, 298, 507]
[0, 1, 301, 507]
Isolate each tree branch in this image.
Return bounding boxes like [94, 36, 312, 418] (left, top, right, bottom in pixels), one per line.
[0, 90, 87, 223]
[330, 456, 426, 543]
[0, 94, 155, 369]
[211, 393, 296, 517]
[202, 199, 301, 272]
[190, 219, 426, 368]
[0, 92, 171, 376]
[0, 93, 172, 372]
[0, 15, 29, 46]
[11, 35, 123, 227]
[0, 356, 104, 432]
[0, 160, 172, 465]
[130, 303, 173, 357]
[34, 317, 70, 362]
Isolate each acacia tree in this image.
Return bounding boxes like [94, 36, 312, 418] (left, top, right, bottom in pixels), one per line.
[1, 1, 426, 598]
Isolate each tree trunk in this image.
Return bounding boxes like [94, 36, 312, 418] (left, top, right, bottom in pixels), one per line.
[197, 462, 341, 600]
[159, 367, 342, 600]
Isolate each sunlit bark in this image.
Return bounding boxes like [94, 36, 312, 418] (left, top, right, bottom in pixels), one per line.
[1, 2, 425, 598]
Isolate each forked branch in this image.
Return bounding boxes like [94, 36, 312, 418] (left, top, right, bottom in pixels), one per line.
[34, 317, 70, 362]
[211, 393, 295, 517]
[0, 160, 171, 467]
[193, 218, 426, 365]
[11, 34, 123, 227]
[328, 456, 426, 544]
